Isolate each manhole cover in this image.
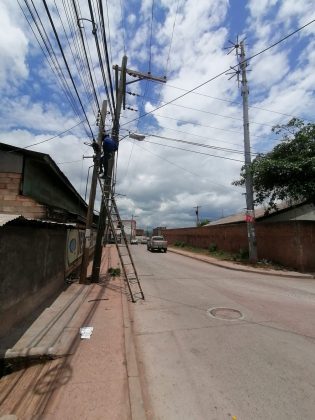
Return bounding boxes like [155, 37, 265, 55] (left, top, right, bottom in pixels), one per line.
[207, 307, 243, 321]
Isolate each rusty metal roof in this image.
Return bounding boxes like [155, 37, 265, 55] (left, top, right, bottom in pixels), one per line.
[0, 213, 77, 228]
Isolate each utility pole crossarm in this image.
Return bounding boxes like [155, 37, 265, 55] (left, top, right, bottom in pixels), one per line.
[113, 65, 167, 84]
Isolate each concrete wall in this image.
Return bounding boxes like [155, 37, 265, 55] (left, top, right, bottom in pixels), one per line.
[164, 221, 315, 273]
[0, 225, 67, 338]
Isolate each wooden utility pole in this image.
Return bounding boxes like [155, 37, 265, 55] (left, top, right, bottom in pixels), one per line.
[80, 100, 107, 284]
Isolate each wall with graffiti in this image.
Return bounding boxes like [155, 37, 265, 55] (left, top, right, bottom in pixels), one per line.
[65, 228, 96, 276]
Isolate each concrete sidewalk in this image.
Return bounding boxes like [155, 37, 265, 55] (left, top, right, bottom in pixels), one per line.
[0, 245, 145, 419]
[169, 246, 314, 279]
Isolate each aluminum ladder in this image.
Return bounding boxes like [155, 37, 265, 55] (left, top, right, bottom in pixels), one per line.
[98, 178, 144, 303]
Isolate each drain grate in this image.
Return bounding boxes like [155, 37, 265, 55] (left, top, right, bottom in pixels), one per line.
[207, 307, 243, 321]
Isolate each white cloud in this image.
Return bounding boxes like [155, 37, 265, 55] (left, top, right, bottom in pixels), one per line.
[0, 3, 29, 89]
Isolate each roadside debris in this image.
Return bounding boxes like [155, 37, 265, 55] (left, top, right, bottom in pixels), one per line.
[80, 327, 94, 339]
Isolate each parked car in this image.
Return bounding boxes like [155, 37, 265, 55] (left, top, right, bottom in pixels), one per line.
[147, 236, 167, 252]
[141, 237, 147, 244]
[130, 238, 138, 245]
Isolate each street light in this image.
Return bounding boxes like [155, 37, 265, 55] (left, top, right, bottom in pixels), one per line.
[119, 132, 146, 142]
[129, 132, 145, 141]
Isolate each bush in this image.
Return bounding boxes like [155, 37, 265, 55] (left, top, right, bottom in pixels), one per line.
[108, 267, 121, 276]
[237, 248, 249, 260]
[174, 241, 186, 247]
[208, 243, 217, 252]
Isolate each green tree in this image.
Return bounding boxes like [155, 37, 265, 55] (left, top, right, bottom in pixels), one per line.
[197, 219, 210, 227]
[233, 118, 315, 210]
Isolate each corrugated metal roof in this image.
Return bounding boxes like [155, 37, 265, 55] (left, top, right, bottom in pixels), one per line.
[0, 214, 22, 226]
[0, 213, 77, 228]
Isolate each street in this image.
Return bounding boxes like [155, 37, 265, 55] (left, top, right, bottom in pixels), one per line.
[130, 245, 315, 420]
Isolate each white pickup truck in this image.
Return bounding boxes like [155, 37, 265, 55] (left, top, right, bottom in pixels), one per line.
[147, 236, 168, 253]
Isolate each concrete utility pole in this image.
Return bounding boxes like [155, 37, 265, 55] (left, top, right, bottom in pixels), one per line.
[91, 56, 128, 282]
[91, 56, 166, 282]
[80, 100, 107, 284]
[194, 206, 201, 226]
[239, 40, 257, 263]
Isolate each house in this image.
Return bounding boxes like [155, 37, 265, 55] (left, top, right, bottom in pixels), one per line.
[0, 142, 97, 339]
[205, 201, 315, 226]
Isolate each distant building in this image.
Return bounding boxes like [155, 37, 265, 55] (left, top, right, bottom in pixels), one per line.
[121, 219, 137, 240]
[153, 226, 166, 236]
[136, 228, 144, 236]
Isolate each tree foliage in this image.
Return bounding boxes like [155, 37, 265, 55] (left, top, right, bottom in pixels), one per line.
[233, 118, 315, 210]
[197, 219, 210, 227]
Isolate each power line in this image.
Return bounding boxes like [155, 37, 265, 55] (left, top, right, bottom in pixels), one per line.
[42, 0, 95, 140]
[98, 0, 116, 109]
[121, 18, 315, 128]
[132, 142, 238, 190]
[70, 0, 101, 115]
[164, 0, 181, 76]
[142, 132, 246, 155]
[138, 139, 244, 162]
[148, 0, 155, 73]
[119, 0, 126, 54]
[24, 120, 85, 148]
[20, 0, 85, 130]
[164, 84, 307, 120]
[87, 0, 114, 116]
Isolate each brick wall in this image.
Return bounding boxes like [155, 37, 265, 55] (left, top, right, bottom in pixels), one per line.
[164, 221, 315, 273]
[0, 172, 45, 218]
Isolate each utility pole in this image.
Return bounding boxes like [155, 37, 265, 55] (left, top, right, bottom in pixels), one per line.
[91, 55, 166, 282]
[91, 56, 128, 282]
[80, 100, 107, 284]
[194, 206, 201, 226]
[239, 40, 257, 263]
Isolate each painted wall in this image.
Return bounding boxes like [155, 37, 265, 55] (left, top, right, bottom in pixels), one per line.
[164, 221, 315, 272]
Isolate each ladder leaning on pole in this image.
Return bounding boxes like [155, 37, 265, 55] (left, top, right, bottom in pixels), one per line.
[98, 177, 144, 303]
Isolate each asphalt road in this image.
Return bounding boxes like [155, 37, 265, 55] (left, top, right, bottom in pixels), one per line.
[130, 245, 315, 420]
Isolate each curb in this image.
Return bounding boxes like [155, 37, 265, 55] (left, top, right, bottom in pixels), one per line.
[168, 248, 314, 279]
[122, 283, 147, 420]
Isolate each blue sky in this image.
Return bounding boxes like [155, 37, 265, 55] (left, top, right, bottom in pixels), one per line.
[1, 0, 315, 228]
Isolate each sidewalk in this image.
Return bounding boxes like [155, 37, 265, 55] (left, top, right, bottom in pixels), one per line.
[0, 245, 145, 420]
[169, 246, 314, 279]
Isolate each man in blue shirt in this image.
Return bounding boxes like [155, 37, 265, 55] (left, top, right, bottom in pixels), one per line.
[100, 134, 118, 178]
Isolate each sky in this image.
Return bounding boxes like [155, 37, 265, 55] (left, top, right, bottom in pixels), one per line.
[1, 0, 315, 230]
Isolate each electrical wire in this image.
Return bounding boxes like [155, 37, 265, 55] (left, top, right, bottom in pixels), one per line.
[141, 139, 244, 162]
[119, 0, 126, 54]
[42, 0, 95, 140]
[71, 0, 101, 114]
[87, 0, 114, 116]
[54, 0, 97, 117]
[132, 142, 239, 190]
[24, 120, 85, 148]
[21, 0, 84, 127]
[164, 84, 309, 120]
[135, 94, 277, 128]
[121, 18, 315, 128]
[142, 132, 247, 155]
[164, 0, 181, 76]
[148, 0, 155, 73]
[98, 0, 116, 109]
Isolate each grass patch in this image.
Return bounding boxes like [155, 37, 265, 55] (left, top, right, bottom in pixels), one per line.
[108, 267, 121, 277]
[170, 244, 289, 271]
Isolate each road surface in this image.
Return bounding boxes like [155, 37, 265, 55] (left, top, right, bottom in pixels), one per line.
[130, 245, 315, 420]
